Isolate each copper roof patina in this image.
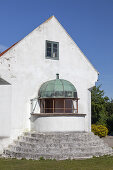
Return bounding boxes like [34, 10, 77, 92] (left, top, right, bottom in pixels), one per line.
[38, 74, 77, 99]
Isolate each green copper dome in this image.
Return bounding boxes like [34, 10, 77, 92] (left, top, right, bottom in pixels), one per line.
[38, 74, 77, 99]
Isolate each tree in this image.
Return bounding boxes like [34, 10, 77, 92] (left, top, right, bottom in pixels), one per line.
[91, 85, 113, 133]
[106, 98, 113, 133]
[91, 85, 107, 125]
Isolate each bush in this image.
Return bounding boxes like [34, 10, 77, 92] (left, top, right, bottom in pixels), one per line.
[91, 124, 108, 137]
[39, 157, 45, 160]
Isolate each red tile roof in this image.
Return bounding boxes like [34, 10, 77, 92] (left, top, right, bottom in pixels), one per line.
[0, 42, 18, 57]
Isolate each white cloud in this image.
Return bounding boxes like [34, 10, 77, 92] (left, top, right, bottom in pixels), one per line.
[0, 44, 8, 53]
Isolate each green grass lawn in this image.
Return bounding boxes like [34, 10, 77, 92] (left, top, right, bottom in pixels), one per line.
[0, 156, 113, 170]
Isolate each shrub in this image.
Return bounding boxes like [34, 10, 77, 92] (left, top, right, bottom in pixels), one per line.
[91, 124, 108, 137]
[39, 157, 45, 160]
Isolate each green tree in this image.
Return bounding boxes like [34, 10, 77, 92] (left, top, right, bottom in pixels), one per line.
[91, 85, 107, 125]
[91, 85, 113, 133]
[106, 99, 113, 133]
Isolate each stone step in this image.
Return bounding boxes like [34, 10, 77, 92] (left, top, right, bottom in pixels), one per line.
[23, 132, 100, 140]
[3, 149, 96, 160]
[18, 133, 106, 143]
[15, 136, 107, 146]
[13, 140, 108, 150]
[8, 144, 112, 155]
[18, 135, 103, 144]
[4, 149, 113, 160]
[3, 132, 113, 160]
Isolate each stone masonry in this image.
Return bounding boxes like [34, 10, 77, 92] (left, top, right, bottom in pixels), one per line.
[2, 132, 113, 160]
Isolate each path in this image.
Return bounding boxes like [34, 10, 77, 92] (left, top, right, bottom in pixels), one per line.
[102, 136, 113, 148]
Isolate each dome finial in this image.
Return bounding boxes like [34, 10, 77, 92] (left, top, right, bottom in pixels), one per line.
[56, 73, 59, 79]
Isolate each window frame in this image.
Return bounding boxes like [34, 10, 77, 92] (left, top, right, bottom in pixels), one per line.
[45, 40, 59, 60]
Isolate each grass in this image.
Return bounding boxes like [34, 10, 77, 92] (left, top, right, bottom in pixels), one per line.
[0, 156, 113, 170]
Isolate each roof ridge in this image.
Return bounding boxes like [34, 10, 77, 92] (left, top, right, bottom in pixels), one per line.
[0, 16, 55, 58]
[0, 42, 19, 57]
[0, 16, 98, 74]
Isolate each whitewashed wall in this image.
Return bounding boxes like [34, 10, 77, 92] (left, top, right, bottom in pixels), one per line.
[0, 16, 98, 142]
[0, 85, 11, 136]
[31, 116, 86, 132]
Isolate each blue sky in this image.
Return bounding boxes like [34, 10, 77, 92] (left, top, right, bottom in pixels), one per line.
[0, 0, 113, 99]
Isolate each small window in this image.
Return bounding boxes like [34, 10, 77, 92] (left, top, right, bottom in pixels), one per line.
[46, 40, 59, 60]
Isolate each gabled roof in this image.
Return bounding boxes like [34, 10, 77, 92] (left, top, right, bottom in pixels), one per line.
[0, 42, 18, 57]
[0, 16, 98, 73]
[0, 16, 54, 57]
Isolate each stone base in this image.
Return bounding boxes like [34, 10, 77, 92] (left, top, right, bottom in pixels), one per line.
[3, 132, 113, 160]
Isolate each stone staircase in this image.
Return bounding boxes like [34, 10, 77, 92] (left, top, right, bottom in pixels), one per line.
[2, 132, 113, 160]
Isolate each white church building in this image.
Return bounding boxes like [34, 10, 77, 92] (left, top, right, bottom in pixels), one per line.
[0, 16, 108, 159]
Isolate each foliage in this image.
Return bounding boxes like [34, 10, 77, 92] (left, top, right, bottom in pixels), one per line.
[91, 124, 108, 137]
[106, 100, 113, 133]
[91, 85, 107, 125]
[39, 156, 45, 160]
[91, 85, 113, 133]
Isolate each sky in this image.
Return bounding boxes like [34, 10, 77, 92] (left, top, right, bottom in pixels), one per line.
[0, 0, 113, 99]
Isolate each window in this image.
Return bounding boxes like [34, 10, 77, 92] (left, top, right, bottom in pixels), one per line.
[46, 40, 59, 60]
[40, 99, 76, 113]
